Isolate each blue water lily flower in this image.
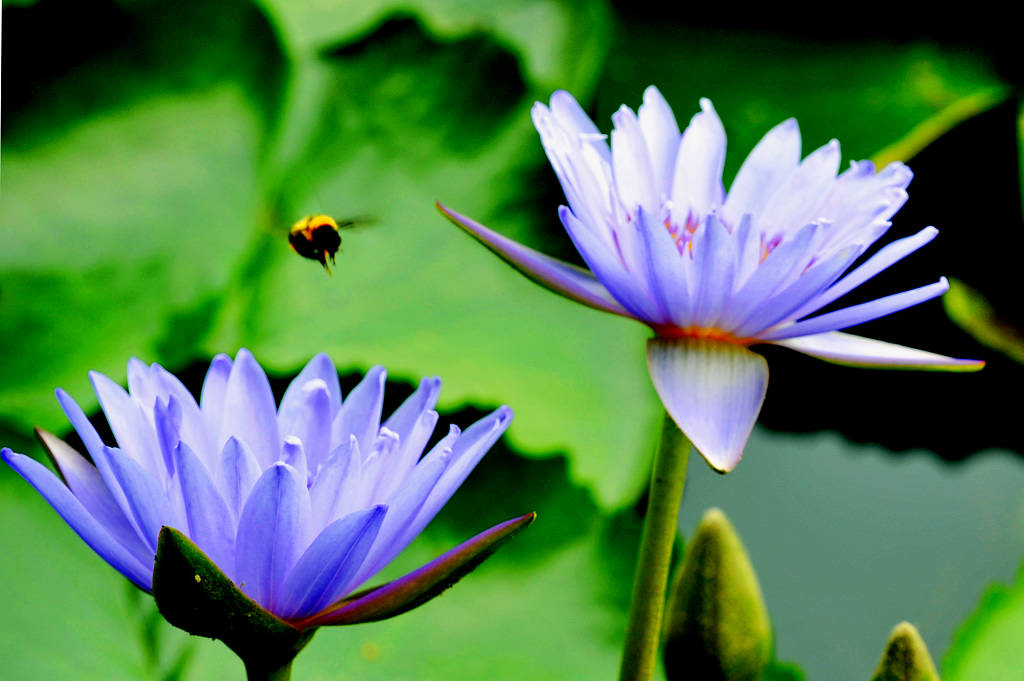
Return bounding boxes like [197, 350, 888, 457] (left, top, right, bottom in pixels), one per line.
[440, 86, 982, 473]
[2, 350, 514, 625]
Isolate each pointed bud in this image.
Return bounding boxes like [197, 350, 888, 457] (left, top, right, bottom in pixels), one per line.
[870, 622, 940, 681]
[663, 508, 771, 681]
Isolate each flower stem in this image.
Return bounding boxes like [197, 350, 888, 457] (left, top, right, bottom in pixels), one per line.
[244, 659, 294, 681]
[618, 415, 691, 681]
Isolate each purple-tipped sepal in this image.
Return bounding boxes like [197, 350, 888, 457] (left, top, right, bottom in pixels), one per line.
[298, 511, 536, 628]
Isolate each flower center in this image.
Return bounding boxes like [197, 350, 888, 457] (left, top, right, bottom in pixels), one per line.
[647, 323, 753, 346]
[664, 213, 700, 256]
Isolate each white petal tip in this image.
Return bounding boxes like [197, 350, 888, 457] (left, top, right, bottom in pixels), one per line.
[646, 338, 768, 474]
[772, 332, 985, 372]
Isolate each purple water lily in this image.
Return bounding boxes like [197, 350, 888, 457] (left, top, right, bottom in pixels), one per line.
[440, 86, 982, 473]
[2, 349, 513, 625]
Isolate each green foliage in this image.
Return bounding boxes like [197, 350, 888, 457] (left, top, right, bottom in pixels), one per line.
[597, 21, 1007, 179]
[942, 278, 1024, 364]
[943, 563, 1024, 681]
[760, 660, 807, 681]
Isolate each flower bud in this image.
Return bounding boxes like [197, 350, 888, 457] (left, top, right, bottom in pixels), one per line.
[870, 622, 940, 681]
[663, 508, 770, 681]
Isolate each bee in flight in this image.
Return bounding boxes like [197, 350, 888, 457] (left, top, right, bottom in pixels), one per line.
[288, 214, 369, 274]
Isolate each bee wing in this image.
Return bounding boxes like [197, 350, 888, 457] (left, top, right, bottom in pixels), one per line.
[334, 215, 378, 231]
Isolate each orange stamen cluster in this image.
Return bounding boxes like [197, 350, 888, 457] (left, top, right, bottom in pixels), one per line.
[648, 323, 753, 346]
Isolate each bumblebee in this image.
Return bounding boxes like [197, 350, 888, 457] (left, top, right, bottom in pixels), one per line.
[288, 214, 356, 274]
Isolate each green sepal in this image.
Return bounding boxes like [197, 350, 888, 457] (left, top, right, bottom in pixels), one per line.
[152, 527, 315, 676]
[869, 622, 940, 681]
[663, 508, 771, 681]
[298, 511, 537, 628]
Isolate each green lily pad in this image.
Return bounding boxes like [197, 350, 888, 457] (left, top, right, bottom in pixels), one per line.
[0, 88, 261, 435]
[596, 22, 1006, 178]
[942, 278, 1024, 364]
[252, 0, 611, 93]
[942, 564, 1024, 681]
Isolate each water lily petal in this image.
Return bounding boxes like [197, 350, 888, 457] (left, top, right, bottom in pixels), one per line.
[771, 331, 985, 370]
[234, 463, 311, 611]
[2, 448, 152, 589]
[721, 223, 818, 331]
[101, 445, 174, 553]
[549, 90, 607, 159]
[279, 381, 332, 475]
[559, 205, 662, 320]
[817, 160, 912, 251]
[309, 437, 359, 529]
[278, 353, 342, 420]
[760, 139, 841, 235]
[216, 436, 261, 523]
[350, 452, 451, 588]
[153, 396, 182, 478]
[381, 377, 441, 495]
[277, 505, 387, 619]
[761, 278, 950, 341]
[691, 214, 736, 329]
[646, 339, 768, 472]
[174, 441, 235, 573]
[636, 206, 693, 327]
[127, 357, 158, 413]
[791, 226, 938, 321]
[91, 370, 164, 479]
[723, 117, 801, 227]
[332, 366, 385, 454]
[531, 101, 613, 240]
[638, 85, 682, 196]
[152, 364, 216, 466]
[220, 349, 279, 469]
[199, 353, 232, 429]
[438, 202, 630, 317]
[732, 244, 861, 338]
[393, 407, 514, 556]
[36, 429, 151, 566]
[671, 98, 726, 221]
[611, 104, 659, 216]
[302, 511, 536, 628]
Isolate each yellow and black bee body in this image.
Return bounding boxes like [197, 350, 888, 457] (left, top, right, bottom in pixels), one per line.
[288, 214, 345, 273]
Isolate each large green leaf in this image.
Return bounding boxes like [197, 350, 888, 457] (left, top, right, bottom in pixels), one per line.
[252, 0, 611, 93]
[0, 88, 261, 433]
[0, 0, 280, 444]
[942, 564, 1024, 681]
[942, 278, 1024, 364]
[595, 23, 1006, 178]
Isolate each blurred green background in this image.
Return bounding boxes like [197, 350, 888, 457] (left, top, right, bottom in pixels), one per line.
[3, 1, 1024, 679]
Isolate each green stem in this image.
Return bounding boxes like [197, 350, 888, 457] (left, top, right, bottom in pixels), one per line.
[618, 415, 691, 681]
[234, 628, 315, 681]
[244, 658, 294, 681]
